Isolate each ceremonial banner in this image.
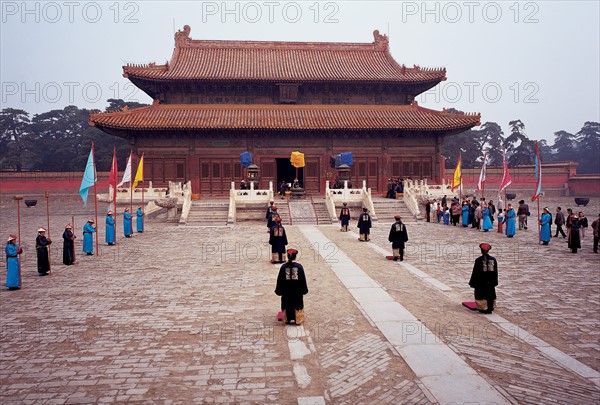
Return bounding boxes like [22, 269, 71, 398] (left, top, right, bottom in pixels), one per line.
[451, 153, 461, 192]
[108, 147, 118, 202]
[290, 151, 305, 168]
[531, 141, 542, 201]
[499, 148, 512, 192]
[79, 148, 96, 206]
[477, 152, 487, 192]
[132, 154, 144, 189]
[117, 153, 132, 187]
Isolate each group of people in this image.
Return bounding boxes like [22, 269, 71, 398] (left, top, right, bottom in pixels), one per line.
[83, 207, 145, 256]
[265, 201, 309, 326]
[385, 178, 404, 199]
[339, 204, 409, 261]
[424, 195, 599, 253]
[4, 206, 145, 290]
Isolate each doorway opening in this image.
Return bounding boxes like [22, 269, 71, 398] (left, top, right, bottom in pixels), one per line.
[276, 158, 303, 189]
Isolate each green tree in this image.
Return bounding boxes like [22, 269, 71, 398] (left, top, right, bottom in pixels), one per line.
[576, 121, 600, 174]
[505, 119, 534, 166]
[552, 130, 578, 162]
[0, 108, 38, 171]
[479, 121, 504, 167]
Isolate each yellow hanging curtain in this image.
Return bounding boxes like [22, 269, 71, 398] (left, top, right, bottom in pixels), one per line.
[290, 151, 305, 168]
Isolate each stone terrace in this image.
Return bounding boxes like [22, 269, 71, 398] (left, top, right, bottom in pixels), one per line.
[0, 194, 598, 404]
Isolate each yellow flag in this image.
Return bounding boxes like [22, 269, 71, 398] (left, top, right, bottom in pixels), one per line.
[451, 153, 461, 192]
[132, 154, 144, 189]
[290, 151, 305, 168]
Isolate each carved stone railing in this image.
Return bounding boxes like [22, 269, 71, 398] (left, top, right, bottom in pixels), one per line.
[402, 179, 458, 219]
[229, 181, 274, 224]
[178, 181, 192, 224]
[326, 180, 374, 220]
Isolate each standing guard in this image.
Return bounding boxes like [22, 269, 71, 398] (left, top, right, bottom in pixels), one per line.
[269, 217, 288, 264]
[388, 215, 409, 261]
[339, 202, 351, 232]
[357, 208, 372, 242]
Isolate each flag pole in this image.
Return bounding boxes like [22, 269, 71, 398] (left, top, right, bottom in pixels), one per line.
[92, 143, 99, 256]
[113, 146, 118, 246]
[14, 195, 23, 288]
[45, 190, 52, 275]
[72, 215, 76, 263]
[537, 197, 541, 245]
[129, 151, 133, 216]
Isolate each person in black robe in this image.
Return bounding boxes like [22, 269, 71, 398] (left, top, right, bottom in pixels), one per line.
[265, 201, 275, 231]
[36, 227, 52, 276]
[339, 202, 351, 232]
[357, 208, 372, 241]
[275, 248, 308, 325]
[267, 206, 280, 231]
[269, 217, 288, 263]
[568, 214, 581, 253]
[469, 243, 498, 314]
[62, 224, 75, 265]
[425, 201, 431, 222]
[388, 215, 409, 261]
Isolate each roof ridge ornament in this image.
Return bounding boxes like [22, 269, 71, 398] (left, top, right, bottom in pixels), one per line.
[175, 24, 191, 47]
[373, 30, 389, 50]
[152, 99, 160, 107]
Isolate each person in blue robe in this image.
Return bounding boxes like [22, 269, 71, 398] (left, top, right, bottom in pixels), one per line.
[269, 217, 288, 263]
[62, 224, 75, 265]
[36, 228, 52, 276]
[105, 212, 115, 245]
[504, 204, 516, 237]
[539, 207, 552, 245]
[357, 208, 372, 241]
[5, 235, 22, 289]
[482, 206, 493, 232]
[443, 208, 450, 225]
[123, 208, 133, 238]
[136, 207, 144, 233]
[83, 219, 96, 255]
[339, 202, 351, 232]
[461, 202, 470, 227]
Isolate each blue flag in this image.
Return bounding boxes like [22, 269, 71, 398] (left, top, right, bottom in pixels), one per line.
[79, 148, 96, 206]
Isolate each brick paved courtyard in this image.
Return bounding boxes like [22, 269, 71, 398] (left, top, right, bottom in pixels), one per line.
[1, 194, 599, 404]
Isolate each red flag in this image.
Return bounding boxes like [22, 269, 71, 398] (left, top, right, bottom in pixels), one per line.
[499, 147, 512, 192]
[108, 146, 119, 193]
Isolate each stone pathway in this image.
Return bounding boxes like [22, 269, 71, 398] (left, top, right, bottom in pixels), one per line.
[1, 194, 599, 404]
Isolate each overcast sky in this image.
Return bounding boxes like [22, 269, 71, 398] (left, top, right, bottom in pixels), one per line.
[1, 1, 599, 142]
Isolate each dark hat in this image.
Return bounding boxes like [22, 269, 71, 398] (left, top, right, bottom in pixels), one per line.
[272, 206, 278, 211]
[286, 248, 298, 256]
[363, 208, 368, 212]
[479, 243, 492, 252]
[343, 202, 347, 206]
[394, 215, 401, 220]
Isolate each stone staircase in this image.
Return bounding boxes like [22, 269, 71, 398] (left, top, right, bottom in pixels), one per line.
[234, 202, 291, 225]
[312, 199, 333, 224]
[288, 201, 317, 225]
[186, 200, 229, 226]
[372, 197, 417, 223]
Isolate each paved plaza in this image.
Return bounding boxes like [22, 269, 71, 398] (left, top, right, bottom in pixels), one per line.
[1, 194, 599, 404]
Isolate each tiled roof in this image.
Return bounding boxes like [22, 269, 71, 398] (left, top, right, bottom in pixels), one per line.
[122, 26, 446, 84]
[89, 102, 480, 132]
